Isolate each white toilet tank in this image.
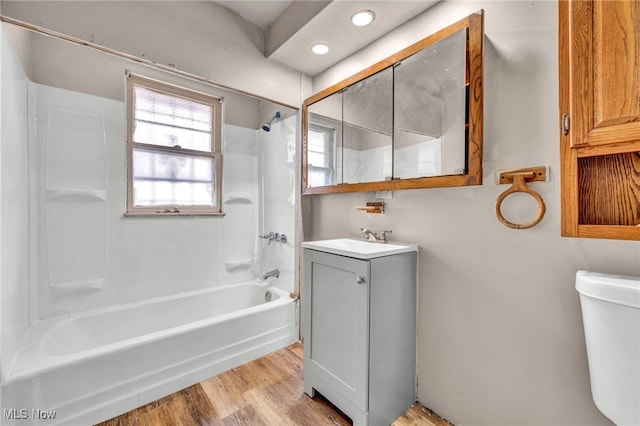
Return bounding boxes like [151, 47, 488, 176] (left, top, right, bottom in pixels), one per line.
[576, 271, 640, 426]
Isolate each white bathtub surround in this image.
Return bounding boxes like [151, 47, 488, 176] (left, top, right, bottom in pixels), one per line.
[1, 282, 297, 426]
[222, 124, 260, 274]
[259, 111, 297, 296]
[0, 23, 30, 382]
[0, 23, 299, 318]
[1, 24, 299, 425]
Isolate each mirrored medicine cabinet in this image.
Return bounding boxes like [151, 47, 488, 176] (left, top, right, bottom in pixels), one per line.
[302, 11, 484, 194]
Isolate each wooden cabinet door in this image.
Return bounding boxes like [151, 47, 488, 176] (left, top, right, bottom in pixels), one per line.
[566, 0, 640, 150]
[303, 249, 370, 411]
[560, 0, 640, 240]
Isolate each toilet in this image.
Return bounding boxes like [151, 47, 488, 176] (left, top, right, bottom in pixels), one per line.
[576, 271, 640, 426]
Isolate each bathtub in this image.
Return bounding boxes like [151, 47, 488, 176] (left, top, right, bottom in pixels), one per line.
[0, 281, 298, 425]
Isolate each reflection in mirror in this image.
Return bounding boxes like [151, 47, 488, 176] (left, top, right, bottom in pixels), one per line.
[394, 29, 467, 179]
[343, 67, 393, 184]
[302, 11, 483, 194]
[307, 92, 342, 187]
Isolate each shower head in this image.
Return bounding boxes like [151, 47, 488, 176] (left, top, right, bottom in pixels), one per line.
[262, 111, 281, 132]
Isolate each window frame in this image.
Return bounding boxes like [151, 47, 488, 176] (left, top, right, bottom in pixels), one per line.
[307, 122, 336, 187]
[125, 73, 223, 216]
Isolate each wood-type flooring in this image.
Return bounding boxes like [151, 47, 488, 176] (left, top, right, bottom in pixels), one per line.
[97, 342, 451, 426]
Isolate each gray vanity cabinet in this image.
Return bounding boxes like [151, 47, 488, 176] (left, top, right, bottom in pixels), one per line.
[303, 247, 417, 426]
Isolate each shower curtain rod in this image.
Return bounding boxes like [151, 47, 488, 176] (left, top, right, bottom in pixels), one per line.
[0, 15, 298, 111]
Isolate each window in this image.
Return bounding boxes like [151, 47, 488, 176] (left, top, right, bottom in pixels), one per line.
[126, 73, 223, 215]
[308, 123, 335, 187]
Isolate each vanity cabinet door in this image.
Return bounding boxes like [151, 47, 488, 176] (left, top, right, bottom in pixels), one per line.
[303, 249, 370, 412]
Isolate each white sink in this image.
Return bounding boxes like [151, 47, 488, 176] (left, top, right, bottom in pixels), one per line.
[302, 238, 418, 260]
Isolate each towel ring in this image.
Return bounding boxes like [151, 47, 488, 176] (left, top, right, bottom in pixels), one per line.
[495, 172, 546, 230]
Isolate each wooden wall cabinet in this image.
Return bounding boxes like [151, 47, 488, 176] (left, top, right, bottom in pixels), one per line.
[559, 0, 640, 240]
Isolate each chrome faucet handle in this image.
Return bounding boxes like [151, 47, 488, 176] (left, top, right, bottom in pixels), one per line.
[380, 230, 392, 243]
[259, 232, 276, 245]
[260, 232, 287, 245]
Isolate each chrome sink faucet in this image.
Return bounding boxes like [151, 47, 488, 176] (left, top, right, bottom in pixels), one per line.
[360, 228, 392, 244]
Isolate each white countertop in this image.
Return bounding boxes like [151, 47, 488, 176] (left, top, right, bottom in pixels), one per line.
[302, 238, 418, 260]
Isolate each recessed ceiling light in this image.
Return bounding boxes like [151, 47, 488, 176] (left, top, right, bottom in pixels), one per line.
[311, 43, 329, 55]
[351, 10, 375, 27]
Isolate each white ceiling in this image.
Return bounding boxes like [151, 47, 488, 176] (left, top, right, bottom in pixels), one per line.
[214, 0, 293, 29]
[213, 1, 439, 76]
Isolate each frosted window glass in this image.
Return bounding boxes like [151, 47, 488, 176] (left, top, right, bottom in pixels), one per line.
[133, 86, 212, 152]
[127, 74, 222, 215]
[309, 130, 327, 168]
[308, 126, 334, 187]
[132, 149, 215, 207]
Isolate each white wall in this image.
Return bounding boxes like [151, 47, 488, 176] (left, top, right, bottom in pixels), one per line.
[0, 24, 30, 377]
[1, 0, 305, 107]
[307, 2, 640, 425]
[5, 24, 265, 131]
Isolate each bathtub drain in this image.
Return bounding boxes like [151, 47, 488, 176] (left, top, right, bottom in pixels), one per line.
[265, 291, 272, 302]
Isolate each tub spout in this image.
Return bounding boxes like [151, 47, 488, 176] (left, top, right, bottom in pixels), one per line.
[262, 269, 280, 280]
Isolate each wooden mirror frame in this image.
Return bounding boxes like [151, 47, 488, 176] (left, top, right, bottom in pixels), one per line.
[302, 11, 484, 195]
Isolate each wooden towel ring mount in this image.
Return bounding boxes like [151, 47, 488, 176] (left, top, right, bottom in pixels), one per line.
[495, 167, 547, 230]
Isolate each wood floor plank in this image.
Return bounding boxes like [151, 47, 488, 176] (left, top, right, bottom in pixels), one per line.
[97, 343, 450, 426]
[138, 402, 186, 426]
[177, 385, 220, 426]
[200, 374, 247, 419]
[221, 405, 266, 426]
[242, 386, 293, 425]
[287, 391, 351, 426]
[393, 403, 452, 426]
[288, 342, 304, 360]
